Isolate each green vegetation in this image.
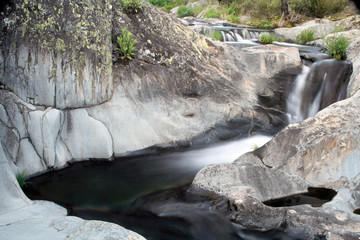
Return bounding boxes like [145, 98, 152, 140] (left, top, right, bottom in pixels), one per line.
[252, 144, 259, 151]
[147, 0, 349, 29]
[206, 30, 223, 41]
[324, 34, 350, 60]
[204, 8, 221, 18]
[116, 28, 138, 60]
[259, 33, 277, 44]
[16, 171, 30, 188]
[177, 5, 195, 17]
[290, 0, 348, 18]
[121, 0, 142, 13]
[296, 29, 315, 44]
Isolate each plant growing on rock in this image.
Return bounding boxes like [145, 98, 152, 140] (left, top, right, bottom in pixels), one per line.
[296, 29, 315, 44]
[116, 28, 138, 60]
[121, 0, 142, 13]
[16, 171, 30, 188]
[259, 33, 277, 44]
[177, 5, 195, 17]
[324, 34, 350, 60]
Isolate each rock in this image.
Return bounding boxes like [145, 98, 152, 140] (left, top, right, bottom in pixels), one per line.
[0, 147, 31, 214]
[28, 109, 63, 168]
[0, 200, 146, 240]
[17, 138, 46, 175]
[0, 0, 113, 109]
[275, 19, 337, 42]
[60, 109, 113, 160]
[190, 89, 360, 237]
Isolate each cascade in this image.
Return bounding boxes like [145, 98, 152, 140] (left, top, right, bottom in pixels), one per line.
[286, 59, 352, 123]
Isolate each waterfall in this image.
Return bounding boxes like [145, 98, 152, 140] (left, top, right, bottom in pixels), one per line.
[286, 59, 352, 124]
[286, 66, 310, 123]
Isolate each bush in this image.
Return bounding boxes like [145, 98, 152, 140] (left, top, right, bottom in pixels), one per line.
[204, 7, 221, 18]
[16, 171, 30, 188]
[121, 0, 142, 13]
[259, 33, 277, 44]
[116, 28, 137, 60]
[324, 35, 350, 60]
[227, 14, 240, 23]
[177, 5, 195, 17]
[296, 29, 315, 44]
[289, 0, 348, 18]
[206, 30, 223, 41]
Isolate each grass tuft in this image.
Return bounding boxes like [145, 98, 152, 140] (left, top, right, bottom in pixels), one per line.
[324, 34, 350, 60]
[177, 5, 195, 18]
[259, 33, 277, 44]
[16, 171, 30, 188]
[296, 29, 315, 44]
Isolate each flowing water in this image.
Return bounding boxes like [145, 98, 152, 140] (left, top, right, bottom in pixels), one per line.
[286, 59, 352, 123]
[24, 135, 309, 240]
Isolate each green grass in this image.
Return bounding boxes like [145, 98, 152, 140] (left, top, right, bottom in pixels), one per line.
[206, 30, 223, 41]
[289, 0, 348, 18]
[331, 25, 345, 34]
[204, 8, 221, 18]
[121, 0, 142, 14]
[296, 29, 315, 44]
[324, 34, 350, 60]
[226, 14, 240, 23]
[116, 28, 137, 60]
[177, 5, 195, 17]
[259, 33, 277, 44]
[251, 144, 259, 151]
[16, 171, 30, 188]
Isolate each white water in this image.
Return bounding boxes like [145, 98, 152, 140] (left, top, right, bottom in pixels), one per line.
[173, 135, 272, 170]
[286, 65, 310, 123]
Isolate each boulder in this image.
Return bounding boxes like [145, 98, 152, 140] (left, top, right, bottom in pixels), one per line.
[0, 0, 113, 109]
[190, 88, 360, 237]
[60, 109, 113, 161]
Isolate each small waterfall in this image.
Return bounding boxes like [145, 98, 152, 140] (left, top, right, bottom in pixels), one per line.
[286, 66, 310, 123]
[286, 59, 352, 123]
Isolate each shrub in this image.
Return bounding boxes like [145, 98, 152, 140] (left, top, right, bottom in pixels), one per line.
[204, 7, 221, 18]
[177, 5, 195, 17]
[324, 35, 350, 60]
[16, 171, 30, 188]
[289, 0, 348, 18]
[121, 0, 142, 13]
[296, 29, 315, 44]
[227, 14, 240, 23]
[116, 28, 137, 60]
[259, 33, 277, 44]
[206, 30, 223, 41]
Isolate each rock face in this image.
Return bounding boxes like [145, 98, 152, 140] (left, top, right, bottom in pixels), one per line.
[0, 0, 113, 108]
[191, 73, 360, 239]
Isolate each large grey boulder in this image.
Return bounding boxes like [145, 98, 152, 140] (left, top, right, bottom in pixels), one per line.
[0, 0, 113, 109]
[191, 89, 360, 238]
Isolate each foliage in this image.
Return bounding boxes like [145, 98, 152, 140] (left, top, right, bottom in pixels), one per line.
[251, 144, 259, 151]
[206, 30, 223, 41]
[16, 171, 30, 188]
[204, 8, 221, 18]
[289, 0, 348, 18]
[147, 0, 187, 12]
[116, 28, 137, 60]
[296, 29, 315, 44]
[121, 0, 142, 14]
[227, 14, 240, 23]
[259, 33, 277, 44]
[177, 5, 195, 17]
[324, 34, 350, 60]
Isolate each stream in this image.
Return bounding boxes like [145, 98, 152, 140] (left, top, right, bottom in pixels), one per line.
[23, 25, 352, 240]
